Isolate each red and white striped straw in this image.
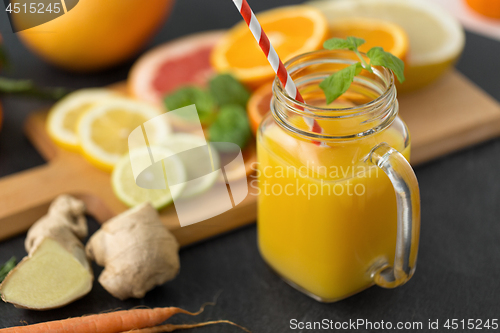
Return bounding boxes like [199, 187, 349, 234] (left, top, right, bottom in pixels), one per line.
[231, 0, 323, 136]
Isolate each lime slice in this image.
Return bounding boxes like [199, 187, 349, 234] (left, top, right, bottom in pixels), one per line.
[112, 146, 186, 209]
[163, 133, 220, 199]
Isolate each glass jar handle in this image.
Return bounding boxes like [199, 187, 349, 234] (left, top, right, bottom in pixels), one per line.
[368, 143, 421, 288]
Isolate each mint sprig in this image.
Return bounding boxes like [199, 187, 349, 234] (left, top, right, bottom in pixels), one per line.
[209, 104, 251, 151]
[209, 74, 250, 108]
[319, 63, 363, 104]
[320, 37, 405, 104]
[367, 47, 405, 83]
[164, 73, 252, 150]
[164, 86, 216, 125]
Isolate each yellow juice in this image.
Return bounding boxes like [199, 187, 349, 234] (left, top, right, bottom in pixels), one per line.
[257, 116, 411, 301]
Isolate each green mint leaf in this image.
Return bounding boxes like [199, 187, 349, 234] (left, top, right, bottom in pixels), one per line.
[0, 257, 16, 283]
[164, 86, 216, 125]
[209, 104, 251, 151]
[323, 37, 366, 51]
[319, 63, 362, 104]
[347, 36, 366, 49]
[367, 47, 406, 83]
[354, 62, 363, 76]
[323, 38, 354, 51]
[209, 74, 251, 108]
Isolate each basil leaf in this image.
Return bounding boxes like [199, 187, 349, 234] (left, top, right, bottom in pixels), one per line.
[319, 63, 362, 104]
[209, 74, 250, 108]
[209, 104, 251, 151]
[164, 86, 216, 124]
[367, 47, 406, 83]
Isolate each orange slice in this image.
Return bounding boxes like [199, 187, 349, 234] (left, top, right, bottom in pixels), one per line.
[328, 18, 409, 61]
[247, 82, 273, 135]
[466, 0, 500, 19]
[211, 6, 329, 90]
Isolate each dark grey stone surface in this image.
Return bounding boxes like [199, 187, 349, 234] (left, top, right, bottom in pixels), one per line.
[1, 0, 500, 331]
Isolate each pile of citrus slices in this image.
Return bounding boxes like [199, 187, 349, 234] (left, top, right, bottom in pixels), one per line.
[129, 2, 464, 136]
[46, 89, 219, 209]
[47, 2, 465, 209]
[128, 6, 331, 136]
[47, 89, 169, 171]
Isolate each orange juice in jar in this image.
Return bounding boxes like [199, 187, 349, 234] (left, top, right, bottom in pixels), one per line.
[257, 50, 420, 302]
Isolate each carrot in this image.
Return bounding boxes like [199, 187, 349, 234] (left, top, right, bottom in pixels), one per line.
[0, 306, 205, 333]
[123, 320, 251, 332]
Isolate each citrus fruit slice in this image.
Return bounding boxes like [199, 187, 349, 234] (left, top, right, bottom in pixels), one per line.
[77, 97, 171, 171]
[128, 31, 224, 105]
[466, 0, 500, 19]
[247, 83, 370, 136]
[162, 133, 220, 199]
[247, 82, 273, 135]
[211, 6, 329, 90]
[112, 146, 186, 209]
[46, 89, 119, 151]
[309, 0, 465, 92]
[328, 18, 409, 61]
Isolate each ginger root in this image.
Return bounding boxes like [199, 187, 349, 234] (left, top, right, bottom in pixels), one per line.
[0, 195, 93, 310]
[86, 203, 180, 300]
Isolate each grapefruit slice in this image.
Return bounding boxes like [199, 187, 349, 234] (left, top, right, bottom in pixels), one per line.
[128, 31, 224, 106]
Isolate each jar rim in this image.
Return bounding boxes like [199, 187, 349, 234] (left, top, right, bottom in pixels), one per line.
[270, 49, 399, 141]
[273, 49, 396, 117]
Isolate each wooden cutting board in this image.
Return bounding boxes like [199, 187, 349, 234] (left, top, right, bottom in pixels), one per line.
[0, 42, 499, 246]
[0, 109, 259, 246]
[399, 71, 500, 165]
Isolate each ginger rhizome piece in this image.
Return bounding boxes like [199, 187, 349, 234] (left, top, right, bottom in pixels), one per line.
[0, 195, 93, 310]
[86, 203, 180, 300]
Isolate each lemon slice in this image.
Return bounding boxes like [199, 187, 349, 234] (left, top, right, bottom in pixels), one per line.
[309, 0, 465, 92]
[77, 97, 171, 171]
[112, 146, 186, 209]
[46, 89, 119, 150]
[162, 133, 220, 198]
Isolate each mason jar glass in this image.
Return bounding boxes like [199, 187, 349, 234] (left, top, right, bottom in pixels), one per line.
[257, 50, 420, 302]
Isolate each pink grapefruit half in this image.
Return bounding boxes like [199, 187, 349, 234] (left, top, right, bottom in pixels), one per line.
[128, 31, 224, 105]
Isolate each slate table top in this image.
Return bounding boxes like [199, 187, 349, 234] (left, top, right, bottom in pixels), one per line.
[1, 0, 500, 332]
